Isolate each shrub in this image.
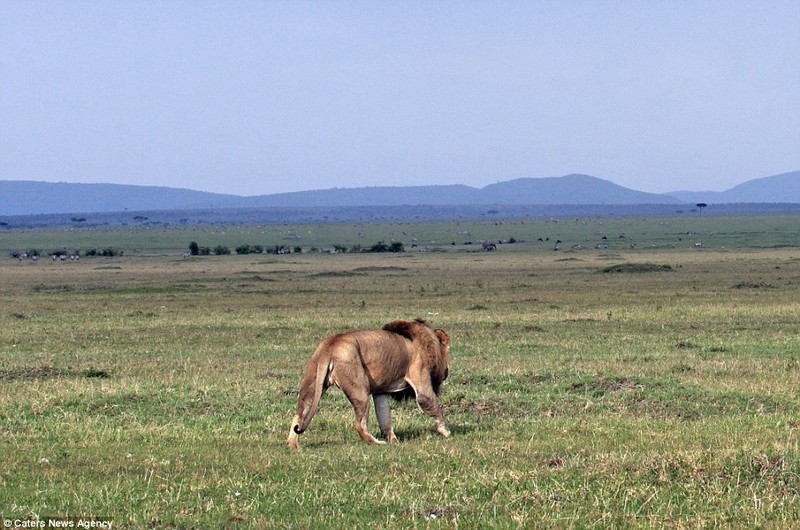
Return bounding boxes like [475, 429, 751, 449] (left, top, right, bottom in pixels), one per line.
[82, 248, 115, 257]
[369, 241, 389, 253]
[366, 241, 404, 253]
[83, 248, 116, 257]
[236, 244, 264, 254]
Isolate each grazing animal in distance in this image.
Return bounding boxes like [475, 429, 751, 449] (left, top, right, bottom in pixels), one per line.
[287, 319, 451, 448]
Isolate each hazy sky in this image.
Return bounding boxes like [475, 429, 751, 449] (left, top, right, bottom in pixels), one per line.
[2, 1, 799, 196]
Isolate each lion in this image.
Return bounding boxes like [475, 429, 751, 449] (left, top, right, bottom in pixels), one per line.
[287, 319, 450, 448]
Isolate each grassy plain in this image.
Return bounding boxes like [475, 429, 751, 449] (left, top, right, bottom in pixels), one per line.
[1, 215, 799, 528]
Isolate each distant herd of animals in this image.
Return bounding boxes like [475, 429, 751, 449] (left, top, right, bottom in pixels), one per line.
[11, 251, 82, 262]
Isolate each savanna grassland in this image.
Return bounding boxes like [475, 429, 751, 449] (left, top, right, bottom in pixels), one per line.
[1, 215, 799, 529]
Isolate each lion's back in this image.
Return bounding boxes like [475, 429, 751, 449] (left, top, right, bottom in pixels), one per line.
[351, 330, 412, 390]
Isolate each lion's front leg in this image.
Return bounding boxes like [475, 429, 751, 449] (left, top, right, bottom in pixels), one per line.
[412, 382, 451, 438]
[373, 394, 399, 444]
[418, 394, 450, 438]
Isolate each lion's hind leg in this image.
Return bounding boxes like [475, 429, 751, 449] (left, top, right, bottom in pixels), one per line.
[374, 394, 399, 444]
[336, 373, 385, 445]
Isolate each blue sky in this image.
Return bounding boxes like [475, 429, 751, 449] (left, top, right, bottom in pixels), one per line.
[2, 1, 798, 196]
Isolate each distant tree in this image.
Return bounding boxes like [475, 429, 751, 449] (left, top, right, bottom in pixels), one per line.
[189, 241, 200, 256]
[696, 203, 707, 214]
[71, 217, 86, 223]
[235, 244, 264, 254]
[85, 248, 115, 257]
[214, 245, 230, 255]
[365, 241, 404, 253]
[268, 245, 289, 254]
[369, 241, 389, 253]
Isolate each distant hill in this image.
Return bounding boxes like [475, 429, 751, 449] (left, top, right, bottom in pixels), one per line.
[668, 171, 800, 204]
[238, 184, 481, 208]
[0, 174, 678, 216]
[0, 171, 797, 216]
[479, 174, 677, 205]
[0, 181, 243, 216]
[237, 174, 678, 208]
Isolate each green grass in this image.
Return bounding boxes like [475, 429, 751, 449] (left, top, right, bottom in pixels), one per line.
[1, 215, 799, 528]
[3, 213, 800, 256]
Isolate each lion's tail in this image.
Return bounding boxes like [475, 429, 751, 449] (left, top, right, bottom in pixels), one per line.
[293, 353, 332, 435]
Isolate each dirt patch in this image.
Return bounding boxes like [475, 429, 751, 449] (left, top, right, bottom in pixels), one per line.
[307, 270, 364, 278]
[352, 266, 408, 272]
[569, 376, 641, 396]
[733, 281, 774, 289]
[1, 366, 71, 380]
[0, 366, 109, 381]
[601, 263, 672, 273]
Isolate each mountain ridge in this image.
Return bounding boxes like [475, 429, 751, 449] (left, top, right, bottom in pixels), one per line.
[0, 171, 797, 216]
[667, 171, 800, 204]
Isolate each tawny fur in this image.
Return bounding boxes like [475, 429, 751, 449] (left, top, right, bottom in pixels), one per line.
[287, 319, 450, 448]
